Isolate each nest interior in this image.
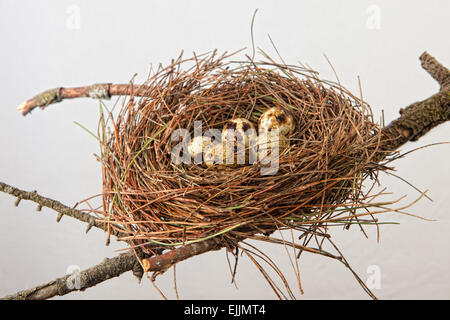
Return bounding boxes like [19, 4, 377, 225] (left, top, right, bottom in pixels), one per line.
[98, 50, 387, 256]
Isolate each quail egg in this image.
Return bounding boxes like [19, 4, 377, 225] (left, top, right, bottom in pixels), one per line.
[258, 107, 294, 136]
[204, 140, 255, 167]
[220, 118, 257, 165]
[221, 118, 257, 148]
[257, 131, 290, 163]
[188, 136, 213, 158]
[204, 142, 225, 167]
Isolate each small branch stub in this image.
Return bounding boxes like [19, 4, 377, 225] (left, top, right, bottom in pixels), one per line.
[420, 51, 450, 90]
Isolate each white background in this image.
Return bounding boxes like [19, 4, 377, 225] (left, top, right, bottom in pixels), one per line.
[0, 0, 449, 299]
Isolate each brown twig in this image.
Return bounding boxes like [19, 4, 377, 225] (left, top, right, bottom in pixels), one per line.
[141, 237, 223, 273]
[0, 180, 126, 239]
[17, 83, 152, 116]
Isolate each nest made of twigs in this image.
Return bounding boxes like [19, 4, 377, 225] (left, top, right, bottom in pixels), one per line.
[98, 50, 388, 256]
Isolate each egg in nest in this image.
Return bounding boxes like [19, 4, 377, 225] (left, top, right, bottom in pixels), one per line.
[257, 132, 290, 163]
[258, 107, 294, 136]
[217, 118, 258, 166]
[221, 118, 257, 147]
[188, 136, 214, 159]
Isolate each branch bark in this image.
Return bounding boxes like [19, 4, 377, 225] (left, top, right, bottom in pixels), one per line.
[0, 181, 126, 238]
[1, 238, 224, 300]
[419, 51, 450, 90]
[381, 52, 450, 151]
[6, 52, 450, 300]
[141, 237, 223, 273]
[1, 251, 142, 300]
[17, 83, 152, 116]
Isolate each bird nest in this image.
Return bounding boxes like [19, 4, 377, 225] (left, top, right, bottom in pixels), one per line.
[98, 50, 389, 257]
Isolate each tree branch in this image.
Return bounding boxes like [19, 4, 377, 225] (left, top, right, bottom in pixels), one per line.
[141, 237, 223, 273]
[381, 52, 450, 151]
[1, 238, 225, 300]
[17, 83, 152, 116]
[419, 51, 450, 90]
[1, 251, 142, 300]
[0, 180, 126, 238]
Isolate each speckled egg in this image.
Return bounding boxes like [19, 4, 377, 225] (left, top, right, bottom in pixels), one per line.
[258, 107, 294, 136]
[221, 118, 257, 148]
[188, 136, 213, 158]
[204, 142, 225, 167]
[204, 140, 255, 167]
[220, 118, 258, 166]
[257, 132, 290, 162]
